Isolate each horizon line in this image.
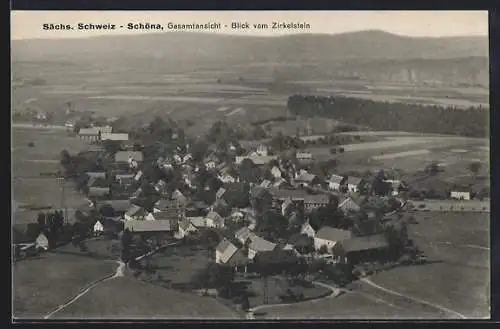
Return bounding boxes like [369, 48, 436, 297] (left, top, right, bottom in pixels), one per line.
[11, 28, 489, 42]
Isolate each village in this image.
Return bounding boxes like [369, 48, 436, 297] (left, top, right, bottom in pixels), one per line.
[13, 113, 490, 318]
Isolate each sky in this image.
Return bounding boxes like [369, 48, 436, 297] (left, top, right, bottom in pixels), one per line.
[11, 11, 488, 40]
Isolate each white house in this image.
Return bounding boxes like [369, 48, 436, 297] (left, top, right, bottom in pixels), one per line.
[313, 226, 352, 253]
[178, 219, 198, 239]
[271, 166, 282, 179]
[35, 233, 49, 250]
[93, 220, 104, 235]
[347, 177, 362, 193]
[328, 174, 346, 191]
[450, 190, 471, 201]
[205, 211, 225, 228]
[256, 144, 268, 156]
[300, 221, 316, 238]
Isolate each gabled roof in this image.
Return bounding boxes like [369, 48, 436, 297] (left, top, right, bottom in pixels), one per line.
[296, 172, 318, 183]
[248, 235, 276, 252]
[149, 210, 181, 221]
[303, 194, 329, 204]
[329, 174, 345, 184]
[235, 226, 254, 243]
[155, 199, 182, 211]
[188, 216, 206, 228]
[235, 155, 278, 165]
[269, 188, 309, 200]
[348, 176, 362, 186]
[79, 128, 101, 135]
[124, 219, 174, 233]
[260, 180, 272, 188]
[254, 249, 297, 265]
[338, 197, 361, 212]
[296, 152, 313, 159]
[316, 226, 352, 242]
[341, 234, 389, 253]
[125, 204, 146, 217]
[216, 238, 239, 264]
[206, 211, 224, 224]
[216, 187, 227, 200]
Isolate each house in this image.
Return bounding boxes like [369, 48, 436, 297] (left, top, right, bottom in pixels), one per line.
[300, 221, 316, 238]
[115, 174, 135, 186]
[35, 232, 49, 250]
[230, 209, 245, 221]
[78, 128, 101, 141]
[273, 178, 287, 188]
[303, 194, 330, 210]
[287, 233, 313, 255]
[124, 204, 147, 221]
[281, 198, 294, 216]
[314, 226, 352, 252]
[188, 216, 208, 228]
[178, 219, 198, 239]
[260, 180, 272, 188]
[86, 172, 106, 179]
[450, 190, 471, 201]
[271, 166, 282, 179]
[256, 144, 269, 156]
[269, 188, 309, 202]
[219, 172, 237, 183]
[253, 249, 297, 272]
[88, 187, 110, 200]
[333, 234, 389, 264]
[296, 152, 313, 161]
[384, 179, 404, 196]
[96, 125, 113, 134]
[216, 187, 227, 201]
[93, 220, 104, 235]
[347, 177, 362, 193]
[114, 151, 144, 164]
[328, 174, 346, 191]
[186, 201, 209, 217]
[247, 235, 277, 260]
[145, 210, 182, 227]
[235, 226, 255, 244]
[294, 171, 320, 187]
[215, 238, 239, 264]
[205, 211, 225, 228]
[100, 133, 129, 141]
[124, 220, 175, 234]
[338, 197, 361, 213]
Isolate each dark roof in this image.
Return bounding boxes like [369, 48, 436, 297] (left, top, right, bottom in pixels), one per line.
[124, 220, 174, 233]
[97, 200, 131, 212]
[316, 226, 352, 242]
[268, 188, 309, 200]
[303, 194, 329, 204]
[287, 233, 312, 247]
[226, 249, 250, 266]
[341, 234, 389, 253]
[329, 174, 345, 184]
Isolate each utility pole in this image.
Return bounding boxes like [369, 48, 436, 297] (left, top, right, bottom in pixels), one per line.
[58, 176, 68, 225]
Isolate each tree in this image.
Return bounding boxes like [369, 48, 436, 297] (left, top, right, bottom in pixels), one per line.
[239, 159, 262, 183]
[425, 162, 440, 176]
[191, 263, 235, 294]
[36, 212, 46, 233]
[121, 228, 133, 262]
[319, 245, 328, 254]
[102, 140, 121, 155]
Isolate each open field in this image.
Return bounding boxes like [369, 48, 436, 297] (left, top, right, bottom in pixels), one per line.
[13, 252, 117, 318]
[53, 276, 239, 319]
[12, 128, 91, 223]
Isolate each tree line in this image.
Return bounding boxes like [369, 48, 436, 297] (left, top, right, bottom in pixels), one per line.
[287, 95, 488, 138]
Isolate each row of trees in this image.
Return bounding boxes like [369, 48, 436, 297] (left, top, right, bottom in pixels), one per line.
[287, 95, 488, 138]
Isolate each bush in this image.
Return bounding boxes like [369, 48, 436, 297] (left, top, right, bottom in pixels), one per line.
[28, 141, 35, 147]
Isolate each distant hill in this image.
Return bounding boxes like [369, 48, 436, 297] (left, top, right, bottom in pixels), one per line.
[11, 30, 489, 85]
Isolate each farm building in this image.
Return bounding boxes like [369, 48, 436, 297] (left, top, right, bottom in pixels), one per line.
[303, 194, 330, 210]
[124, 204, 147, 221]
[88, 187, 110, 200]
[235, 155, 278, 166]
[450, 190, 471, 201]
[333, 234, 389, 265]
[114, 151, 144, 164]
[328, 174, 346, 191]
[86, 172, 106, 179]
[96, 200, 131, 217]
[78, 128, 101, 141]
[247, 235, 277, 260]
[314, 226, 352, 253]
[124, 219, 176, 235]
[100, 132, 129, 141]
[347, 177, 362, 193]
